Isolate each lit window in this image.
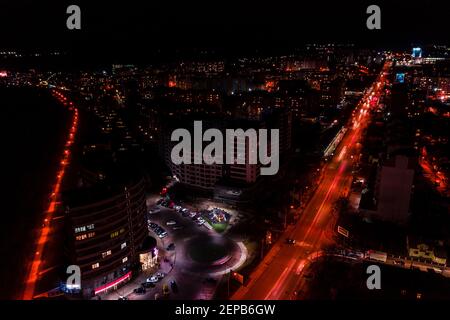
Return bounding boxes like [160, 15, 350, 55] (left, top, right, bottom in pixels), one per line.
[110, 231, 119, 238]
[121, 242, 127, 249]
[74, 226, 86, 234]
[76, 234, 87, 241]
[122, 257, 128, 263]
[75, 224, 95, 233]
[92, 263, 99, 269]
[102, 250, 112, 258]
[87, 232, 95, 238]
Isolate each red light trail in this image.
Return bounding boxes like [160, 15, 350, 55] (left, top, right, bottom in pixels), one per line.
[420, 147, 449, 196]
[232, 61, 392, 300]
[22, 90, 79, 300]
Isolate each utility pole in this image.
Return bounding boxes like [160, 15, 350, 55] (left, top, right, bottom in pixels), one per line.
[284, 205, 288, 229]
[227, 270, 231, 298]
[260, 238, 265, 260]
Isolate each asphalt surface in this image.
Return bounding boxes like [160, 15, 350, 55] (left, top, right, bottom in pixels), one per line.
[102, 205, 244, 300]
[232, 61, 392, 300]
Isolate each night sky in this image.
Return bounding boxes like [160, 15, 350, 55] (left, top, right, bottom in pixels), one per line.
[0, 1, 449, 58]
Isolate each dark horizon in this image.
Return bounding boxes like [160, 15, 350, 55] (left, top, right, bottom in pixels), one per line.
[1, 1, 449, 54]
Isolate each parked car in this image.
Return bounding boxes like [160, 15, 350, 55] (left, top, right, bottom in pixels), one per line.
[170, 280, 178, 293]
[133, 287, 146, 294]
[146, 275, 159, 283]
[156, 272, 166, 280]
[166, 243, 175, 251]
[189, 211, 197, 218]
[142, 282, 155, 288]
[166, 220, 177, 226]
[153, 227, 167, 238]
[172, 226, 184, 231]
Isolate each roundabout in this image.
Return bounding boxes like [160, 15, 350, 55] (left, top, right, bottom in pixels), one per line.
[185, 235, 234, 267]
[181, 234, 246, 275]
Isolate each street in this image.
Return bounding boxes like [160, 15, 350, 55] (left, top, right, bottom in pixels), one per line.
[232, 61, 392, 300]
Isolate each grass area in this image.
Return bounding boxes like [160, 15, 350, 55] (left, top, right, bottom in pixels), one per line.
[204, 216, 228, 233]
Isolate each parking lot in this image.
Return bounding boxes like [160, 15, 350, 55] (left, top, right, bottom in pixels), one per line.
[99, 195, 247, 300]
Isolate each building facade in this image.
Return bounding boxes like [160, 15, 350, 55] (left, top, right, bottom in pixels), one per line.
[63, 178, 147, 297]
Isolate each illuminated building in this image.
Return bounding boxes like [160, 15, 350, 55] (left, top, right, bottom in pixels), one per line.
[396, 73, 405, 83]
[63, 178, 147, 297]
[412, 47, 423, 64]
[162, 108, 291, 202]
[138, 237, 159, 271]
[407, 238, 447, 266]
[412, 47, 423, 59]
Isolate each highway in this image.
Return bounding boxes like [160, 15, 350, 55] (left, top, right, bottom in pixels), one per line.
[232, 60, 392, 300]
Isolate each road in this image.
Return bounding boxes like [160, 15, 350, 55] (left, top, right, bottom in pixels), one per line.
[23, 90, 78, 300]
[232, 61, 392, 300]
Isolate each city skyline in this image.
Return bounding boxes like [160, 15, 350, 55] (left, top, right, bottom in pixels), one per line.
[1, 1, 450, 312]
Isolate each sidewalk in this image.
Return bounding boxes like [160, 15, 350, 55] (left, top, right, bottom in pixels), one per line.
[96, 251, 176, 300]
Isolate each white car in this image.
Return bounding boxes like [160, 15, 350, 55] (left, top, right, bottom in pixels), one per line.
[189, 212, 197, 218]
[196, 218, 205, 225]
[166, 220, 177, 226]
[158, 233, 167, 239]
[156, 272, 165, 279]
[146, 276, 159, 283]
